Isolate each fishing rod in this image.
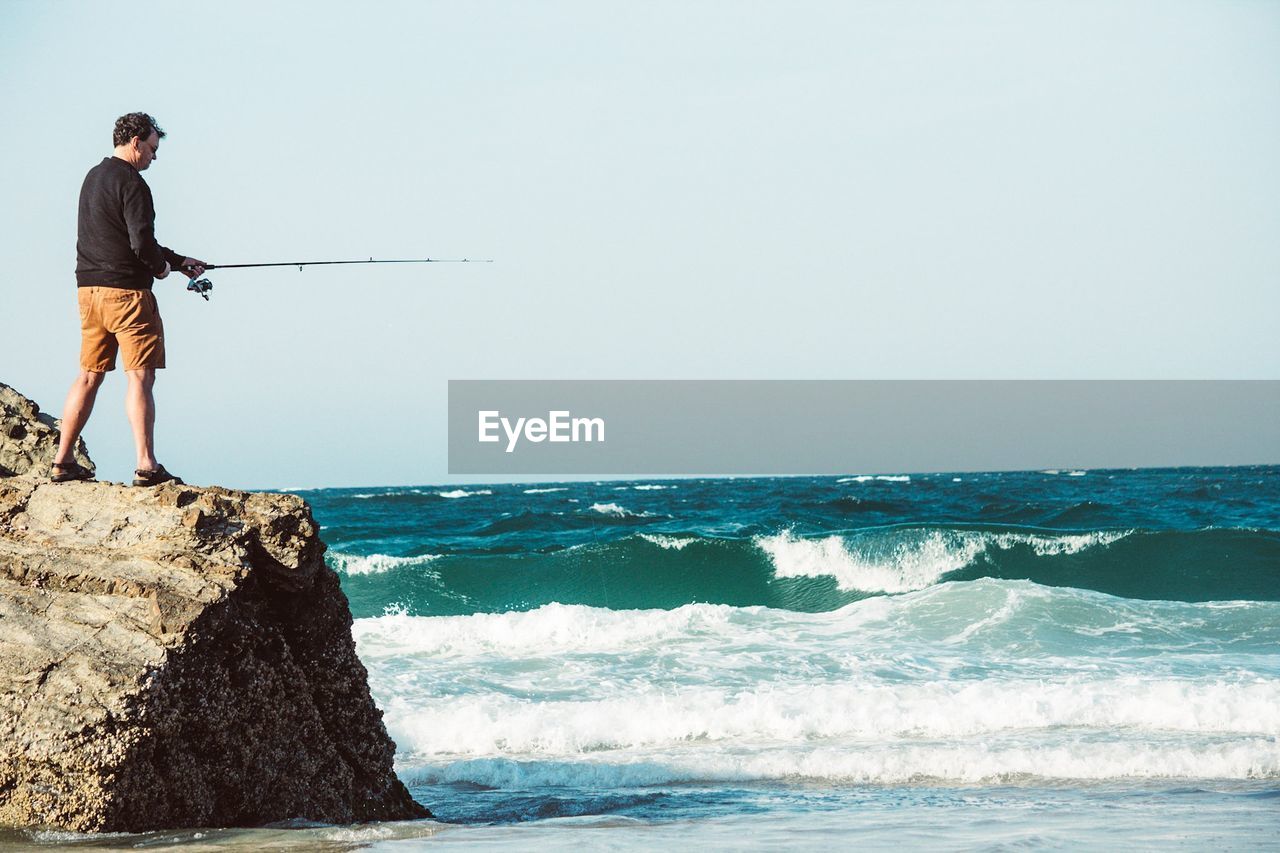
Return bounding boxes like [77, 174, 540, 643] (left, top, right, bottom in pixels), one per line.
[181, 257, 492, 300]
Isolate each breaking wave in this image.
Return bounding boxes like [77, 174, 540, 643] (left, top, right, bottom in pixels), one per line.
[333, 525, 1280, 617]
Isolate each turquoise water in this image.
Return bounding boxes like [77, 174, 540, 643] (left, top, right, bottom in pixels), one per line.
[329, 467, 1280, 848]
[8, 467, 1279, 849]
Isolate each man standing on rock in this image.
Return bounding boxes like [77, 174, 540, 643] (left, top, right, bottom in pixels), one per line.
[51, 113, 207, 487]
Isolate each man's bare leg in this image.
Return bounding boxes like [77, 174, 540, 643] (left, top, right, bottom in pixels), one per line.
[53, 370, 106, 465]
[125, 368, 159, 472]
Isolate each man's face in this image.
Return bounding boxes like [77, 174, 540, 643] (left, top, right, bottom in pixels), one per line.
[135, 132, 160, 170]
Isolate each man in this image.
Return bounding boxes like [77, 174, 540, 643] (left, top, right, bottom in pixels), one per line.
[50, 112, 207, 486]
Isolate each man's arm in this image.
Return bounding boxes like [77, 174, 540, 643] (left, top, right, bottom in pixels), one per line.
[119, 179, 206, 280]
[120, 180, 171, 279]
[160, 246, 185, 272]
[153, 250, 207, 280]
[176, 257, 207, 278]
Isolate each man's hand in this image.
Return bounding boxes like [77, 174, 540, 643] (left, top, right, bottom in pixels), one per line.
[181, 258, 208, 278]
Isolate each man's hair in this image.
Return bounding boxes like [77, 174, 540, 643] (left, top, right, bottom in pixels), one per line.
[112, 112, 166, 147]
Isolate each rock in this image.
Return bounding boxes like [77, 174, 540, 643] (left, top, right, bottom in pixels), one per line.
[0, 383, 93, 479]
[0, 386, 429, 832]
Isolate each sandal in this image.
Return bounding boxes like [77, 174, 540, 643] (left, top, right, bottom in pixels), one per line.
[50, 460, 95, 483]
[133, 464, 184, 487]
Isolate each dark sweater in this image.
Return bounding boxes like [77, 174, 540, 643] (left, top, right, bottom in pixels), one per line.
[75, 157, 185, 289]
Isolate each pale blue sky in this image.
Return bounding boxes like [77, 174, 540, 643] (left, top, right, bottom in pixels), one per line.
[1, 0, 1277, 488]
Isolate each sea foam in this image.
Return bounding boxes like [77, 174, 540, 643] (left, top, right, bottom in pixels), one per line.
[410, 738, 1280, 787]
[588, 503, 655, 518]
[353, 602, 737, 659]
[755, 528, 1130, 593]
[837, 475, 911, 484]
[327, 552, 440, 577]
[638, 533, 697, 550]
[381, 677, 1280, 759]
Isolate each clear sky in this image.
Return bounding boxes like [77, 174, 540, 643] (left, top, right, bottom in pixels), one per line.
[2, 0, 1277, 488]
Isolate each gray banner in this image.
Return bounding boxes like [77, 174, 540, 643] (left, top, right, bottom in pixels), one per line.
[447, 380, 1280, 475]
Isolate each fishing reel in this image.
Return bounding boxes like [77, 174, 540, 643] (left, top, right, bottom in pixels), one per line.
[186, 277, 213, 300]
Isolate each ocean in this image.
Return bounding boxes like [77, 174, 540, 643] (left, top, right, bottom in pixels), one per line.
[12, 466, 1280, 849]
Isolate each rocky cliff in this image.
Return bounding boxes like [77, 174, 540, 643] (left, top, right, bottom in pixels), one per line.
[0, 383, 429, 832]
[0, 383, 93, 479]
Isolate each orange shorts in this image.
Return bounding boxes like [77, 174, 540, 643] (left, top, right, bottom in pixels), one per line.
[78, 286, 166, 372]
